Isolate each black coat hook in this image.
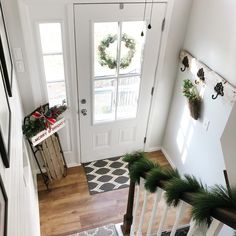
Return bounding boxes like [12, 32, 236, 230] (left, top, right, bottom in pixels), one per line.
[180, 56, 189, 72]
[195, 68, 205, 85]
[212, 82, 224, 100]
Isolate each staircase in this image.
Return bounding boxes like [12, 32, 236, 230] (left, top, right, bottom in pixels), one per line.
[121, 171, 236, 236]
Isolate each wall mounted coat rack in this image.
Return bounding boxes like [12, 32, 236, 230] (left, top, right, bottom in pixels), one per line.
[180, 56, 189, 72]
[212, 82, 224, 100]
[179, 50, 236, 103]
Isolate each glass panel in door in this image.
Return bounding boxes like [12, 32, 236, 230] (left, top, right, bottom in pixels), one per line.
[93, 21, 146, 124]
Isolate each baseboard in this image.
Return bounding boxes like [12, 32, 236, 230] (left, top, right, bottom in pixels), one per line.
[145, 146, 162, 152]
[161, 147, 176, 168]
[34, 163, 81, 175]
[67, 163, 81, 168]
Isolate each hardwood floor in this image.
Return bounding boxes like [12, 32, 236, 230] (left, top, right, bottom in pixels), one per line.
[38, 151, 190, 236]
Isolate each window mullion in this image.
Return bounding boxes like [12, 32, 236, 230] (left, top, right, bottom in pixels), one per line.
[115, 22, 122, 120]
[42, 52, 63, 57]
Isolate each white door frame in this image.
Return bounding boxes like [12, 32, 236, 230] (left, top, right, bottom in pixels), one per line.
[16, 0, 174, 165]
[70, 0, 174, 161]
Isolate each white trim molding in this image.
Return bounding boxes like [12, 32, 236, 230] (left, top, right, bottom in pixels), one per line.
[161, 147, 176, 168]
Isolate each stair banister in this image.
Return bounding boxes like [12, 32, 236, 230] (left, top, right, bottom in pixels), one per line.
[122, 171, 236, 235]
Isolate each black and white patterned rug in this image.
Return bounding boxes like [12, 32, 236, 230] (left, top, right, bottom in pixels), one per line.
[160, 226, 190, 236]
[83, 156, 129, 194]
[69, 224, 118, 236]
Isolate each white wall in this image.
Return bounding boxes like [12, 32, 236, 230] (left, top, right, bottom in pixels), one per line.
[142, 0, 194, 151]
[164, 0, 236, 190]
[0, 0, 41, 235]
[163, 0, 236, 234]
[221, 103, 236, 187]
[0, 75, 40, 236]
[3, 0, 36, 114]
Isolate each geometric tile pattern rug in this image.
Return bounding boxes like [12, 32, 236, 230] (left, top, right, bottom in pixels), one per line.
[159, 226, 190, 236]
[83, 156, 130, 195]
[69, 224, 118, 236]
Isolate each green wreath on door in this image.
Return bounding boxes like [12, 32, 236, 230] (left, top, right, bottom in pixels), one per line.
[98, 33, 136, 69]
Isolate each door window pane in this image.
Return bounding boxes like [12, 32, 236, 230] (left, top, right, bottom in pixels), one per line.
[94, 79, 117, 122]
[117, 76, 140, 119]
[94, 22, 118, 77]
[93, 21, 145, 123]
[47, 82, 66, 107]
[119, 21, 146, 75]
[39, 23, 63, 54]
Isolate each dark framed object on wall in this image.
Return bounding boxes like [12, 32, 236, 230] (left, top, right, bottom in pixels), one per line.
[0, 65, 11, 168]
[0, 1, 13, 97]
[0, 174, 8, 236]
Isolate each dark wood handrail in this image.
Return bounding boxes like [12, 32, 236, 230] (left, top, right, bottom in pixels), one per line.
[122, 174, 236, 234]
[157, 179, 236, 229]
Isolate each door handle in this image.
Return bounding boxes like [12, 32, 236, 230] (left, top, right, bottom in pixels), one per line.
[81, 109, 87, 116]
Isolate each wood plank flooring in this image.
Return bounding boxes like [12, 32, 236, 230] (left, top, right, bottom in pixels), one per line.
[38, 151, 190, 236]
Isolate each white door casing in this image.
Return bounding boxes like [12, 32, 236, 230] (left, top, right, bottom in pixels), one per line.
[17, 3, 80, 167]
[75, 3, 166, 162]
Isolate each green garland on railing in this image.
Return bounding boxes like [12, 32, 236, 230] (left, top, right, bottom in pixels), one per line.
[192, 185, 236, 225]
[165, 175, 207, 207]
[123, 152, 146, 165]
[129, 158, 159, 184]
[145, 167, 180, 193]
[123, 152, 236, 226]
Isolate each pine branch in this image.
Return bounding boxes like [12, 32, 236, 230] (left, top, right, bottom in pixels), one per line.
[165, 175, 206, 207]
[145, 168, 180, 193]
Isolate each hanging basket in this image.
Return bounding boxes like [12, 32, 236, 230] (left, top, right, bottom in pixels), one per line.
[188, 99, 201, 120]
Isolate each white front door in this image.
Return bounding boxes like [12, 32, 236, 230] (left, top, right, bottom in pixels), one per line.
[75, 3, 166, 163]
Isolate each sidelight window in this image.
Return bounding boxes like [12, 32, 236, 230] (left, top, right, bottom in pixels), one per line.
[38, 23, 67, 106]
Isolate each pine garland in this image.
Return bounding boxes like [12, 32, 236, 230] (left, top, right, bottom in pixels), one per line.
[165, 175, 207, 207]
[129, 158, 159, 184]
[145, 167, 180, 193]
[123, 151, 236, 226]
[192, 185, 236, 225]
[123, 152, 146, 166]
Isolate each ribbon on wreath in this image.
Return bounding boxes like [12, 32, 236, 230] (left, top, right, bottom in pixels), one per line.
[32, 111, 56, 129]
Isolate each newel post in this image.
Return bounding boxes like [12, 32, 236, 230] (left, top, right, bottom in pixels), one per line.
[121, 179, 135, 235]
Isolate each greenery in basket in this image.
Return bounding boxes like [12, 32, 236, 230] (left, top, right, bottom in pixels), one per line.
[22, 104, 67, 139]
[182, 79, 200, 101]
[182, 79, 201, 119]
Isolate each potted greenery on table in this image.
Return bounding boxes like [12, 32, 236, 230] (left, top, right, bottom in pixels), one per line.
[182, 79, 201, 120]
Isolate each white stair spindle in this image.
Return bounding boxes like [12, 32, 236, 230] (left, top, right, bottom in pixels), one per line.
[206, 219, 224, 236]
[146, 188, 163, 236]
[156, 198, 170, 236]
[187, 218, 208, 236]
[137, 178, 149, 236]
[170, 200, 187, 236]
[187, 218, 198, 236]
[130, 184, 141, 236]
